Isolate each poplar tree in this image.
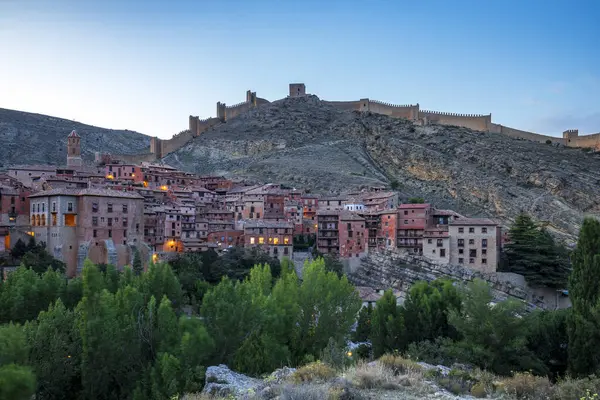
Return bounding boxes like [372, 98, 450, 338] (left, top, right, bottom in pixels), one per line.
[567, 217, 600, 376]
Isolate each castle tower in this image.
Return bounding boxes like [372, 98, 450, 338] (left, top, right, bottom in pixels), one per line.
[66, 130, 83, 167]
[289, 83, 306, 97]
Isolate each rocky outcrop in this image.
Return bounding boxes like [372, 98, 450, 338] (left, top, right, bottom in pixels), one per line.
[165, 95, 600, 242]
[0, 107, 150, 166]
[201, 364, 262, 398]
[349, 251, 550, 309]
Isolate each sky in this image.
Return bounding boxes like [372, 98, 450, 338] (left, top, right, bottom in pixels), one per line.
[1, 0, 599, 139]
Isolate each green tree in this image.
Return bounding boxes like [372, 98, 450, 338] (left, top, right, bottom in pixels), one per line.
[177, 317, 214, 392]
[26, 299, 81, 399]
[233, 331, 289, 376]
[504, 213, 570, 288]
[137, 262, 183, 309]
[402, 279, 462, 344]
[352, 303, 372, 342]
[525, 308, 569, 379]
[0, 364, 36, 400]
[567, 217, 600, 377]
[448, 279, 544, 375]
[294, 258, 361, 362]
[132, 247, 143, 276]
[168, 253, 203, 301]
[0, 323, 29, 365]
[370, 290, 404, 357]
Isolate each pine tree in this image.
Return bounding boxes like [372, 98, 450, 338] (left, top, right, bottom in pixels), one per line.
[133, 248, 143, 276]
[567, 217, 600, 376]
[505, 213, 570, 288]
[371, 290, 404, 357]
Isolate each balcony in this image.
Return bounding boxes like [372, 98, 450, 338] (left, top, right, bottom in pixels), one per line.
[397, 239, 420, 247]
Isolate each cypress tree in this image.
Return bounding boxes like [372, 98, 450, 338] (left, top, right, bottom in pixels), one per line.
[567, 217, 600, 376]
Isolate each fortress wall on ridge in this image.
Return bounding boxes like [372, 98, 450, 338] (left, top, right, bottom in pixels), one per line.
[225, 101, 253, 120]
[490, 123, 567, 145]
[368, 100, 419, 120]
[572, 132, 600, 149]
[324, 100, 362, 111]
[420, 110, 491, 131]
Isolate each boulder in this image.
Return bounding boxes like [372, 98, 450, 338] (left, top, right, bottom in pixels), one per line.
[201, 364, 261, 398]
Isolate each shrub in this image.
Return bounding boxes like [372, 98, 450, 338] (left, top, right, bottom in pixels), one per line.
[545, 139, 552, 145]
[552, 375, 600, 400]
[355, 344, 371, 361]
[470, 382, 487, 398]
[291, 361, 336, 384]
[346, 362, 398, 390]
[499, 371, 552, 400]
[279, 384, 327, 400]
[321, 338, 351, 371]
[378, 354, 422, 375]
[407, 338, 457, 366]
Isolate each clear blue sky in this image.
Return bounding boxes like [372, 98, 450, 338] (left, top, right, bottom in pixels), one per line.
[1, 0, 599, 139]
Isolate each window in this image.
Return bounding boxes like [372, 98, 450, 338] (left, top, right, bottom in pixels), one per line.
[440, 249, 446, 257]
[458, 227, 464, 233]
[469, 258, 475, 264]
[65, 214, 76, 227]
[458, 239, 464, 247]
[124, 230, 127, 237]
[52, 214, 57, 226]
[92, 202, 98, 212]
[348, 230, 353, 238]
[123, 217, 128, 227]
[93, 230, 97, 238]
[250, 237, 255, 244]
[469, 239, 475, 245]
[256, 213, 260, 218]
[52, 202, 56, 212]
[482, 258, 487, 264]
[136, 223, 139, 233]
[459, 248, 464, 254]
[404, 220, 408, 224]
[42, 203, 45, 212]
[482, 249, 487, 255]
[481, 227, 487, 233]
[458, 258, 464, 264]
[470, 249, 477, 257]
[284, 237, 289, 245]
[36, 204, 40, 212]
[259, 237, 264, 244]
[437, 239, 443, 247]
[469, 227, 475, 233]
[284, 247, 289, 255]
[482, 239, 488, 248]
[108, 230, 112, 238]
[427, 239, 432, 244]
[404, 210, 408, 215]
[107, 203, 113, 213]
[123, 204, 128, 213]
[92, 217, 98, 226]
[108, 218, 113, 227]
[273, 237, 279, 245]
[67, 202, 73, 212]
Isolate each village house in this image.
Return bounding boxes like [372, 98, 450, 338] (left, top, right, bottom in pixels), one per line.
[243, 220, 293, 259]
[29, 188, 146, 276]
[448, 218, 501, 273]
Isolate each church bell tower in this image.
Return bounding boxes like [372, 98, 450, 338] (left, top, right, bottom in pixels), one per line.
[67, 130, 83, 167]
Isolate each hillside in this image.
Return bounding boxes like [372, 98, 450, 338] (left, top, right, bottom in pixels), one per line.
[0, 107, 151, 166]
[165, 95, 600, 241]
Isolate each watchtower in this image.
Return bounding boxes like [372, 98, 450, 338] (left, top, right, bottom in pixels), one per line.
[289, 83, 306, 97]
[563, 129, 579, 146]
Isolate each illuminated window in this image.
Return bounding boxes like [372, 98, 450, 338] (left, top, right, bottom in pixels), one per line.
[52, 214, 57, 226]
[268, 237, 273, 243]
[258, 237, 264, 244]
[65, 214, 76, 227]
[250, 237, 255, 244]
[284, 237, 289, 245]
[273, 237, 279, 245]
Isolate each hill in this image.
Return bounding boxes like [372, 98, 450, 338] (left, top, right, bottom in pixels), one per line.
[0, 107, 151, 166]
[164, 95, 600, 241]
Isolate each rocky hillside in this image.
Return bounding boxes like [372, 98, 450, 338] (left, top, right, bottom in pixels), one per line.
[0, 107, 151, 166]
[165, 95, 599, 241]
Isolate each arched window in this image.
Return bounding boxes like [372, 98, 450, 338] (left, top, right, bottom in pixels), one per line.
[41, 215, 46, 226]
[35, 215, 40, 226]
[31, 215, 35, 226]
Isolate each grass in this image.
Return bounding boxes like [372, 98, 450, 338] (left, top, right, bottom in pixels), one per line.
[497, 371, 553, 400]
[378, 354, 423, 375]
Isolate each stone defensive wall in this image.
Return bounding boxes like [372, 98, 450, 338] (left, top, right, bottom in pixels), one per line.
[419, 109, 492, 132]
[129, 82, 598, 162]
[488, 123, 567, 146]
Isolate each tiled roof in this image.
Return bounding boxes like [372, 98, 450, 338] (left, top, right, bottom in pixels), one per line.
[339, 211, 365, 221]
[398, 203, 431, 209]
[450, 218, 498, 226]
[29, 188, 144, 199]
[243, 220, 293, 229]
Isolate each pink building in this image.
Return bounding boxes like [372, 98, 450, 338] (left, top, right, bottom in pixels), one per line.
[243, 220, 293, 259]
[29, 188, 146, 276]
[338, 212, 368, 259]
[397, 203, 432, 254]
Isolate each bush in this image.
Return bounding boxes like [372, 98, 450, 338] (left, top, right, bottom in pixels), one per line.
[355, 344, 371, 361]
[346, 362, 399, 390]
[321, 338, 350, 371]
[470, 382, 487, 398]
[407, 338, 457, 366]
[545, 139, 552, 145]
[552, 375, 600, 400]
[291, 361, 336, 384]
[378, 354, 422, 375]
[498, 371, 552, 400]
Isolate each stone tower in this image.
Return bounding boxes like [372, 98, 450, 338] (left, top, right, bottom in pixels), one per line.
[67, 130, 83, 167]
